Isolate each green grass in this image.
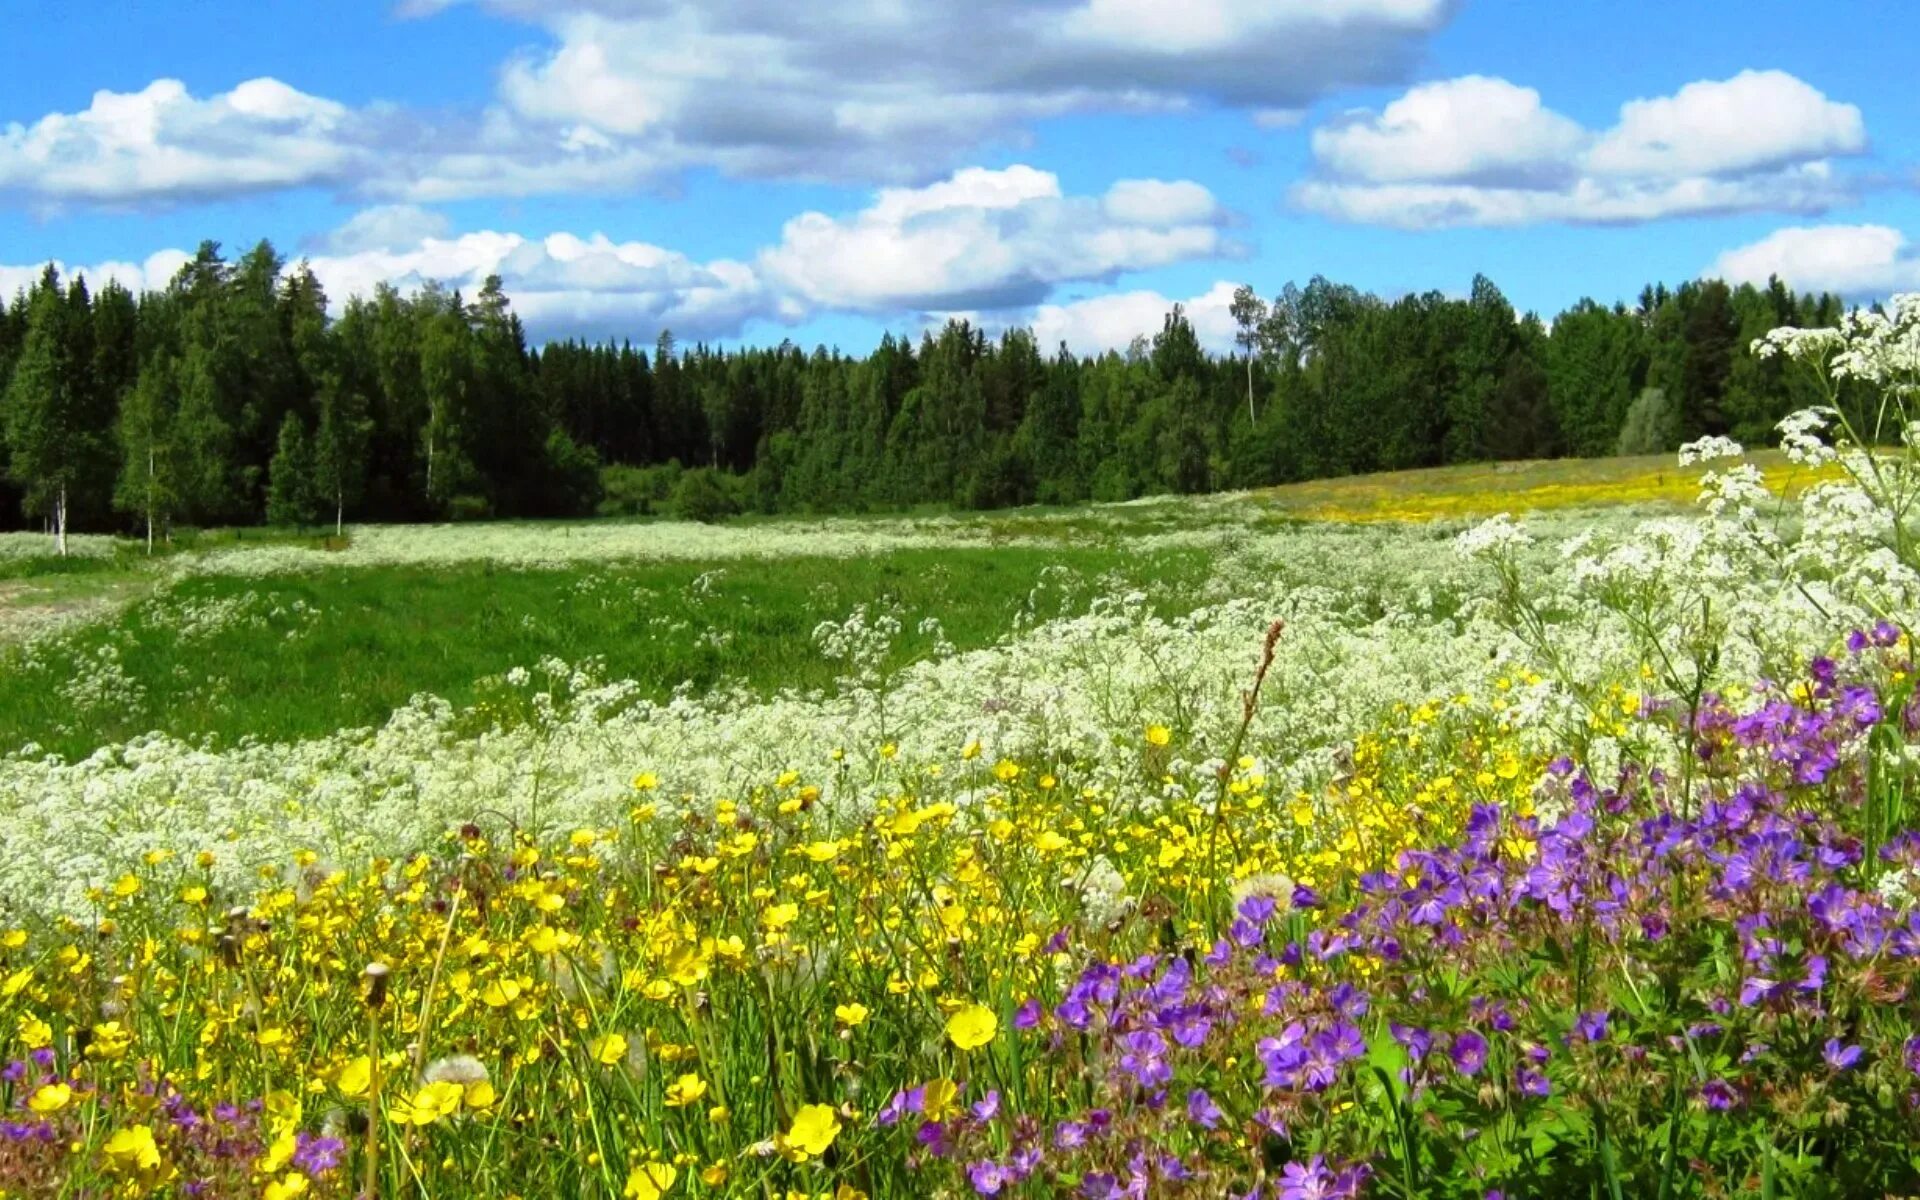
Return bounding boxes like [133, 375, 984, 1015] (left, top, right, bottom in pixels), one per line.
[0, 544, 1208, 759]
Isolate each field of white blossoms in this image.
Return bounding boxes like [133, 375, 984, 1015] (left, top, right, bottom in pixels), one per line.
[0, 303, 1917, 1198]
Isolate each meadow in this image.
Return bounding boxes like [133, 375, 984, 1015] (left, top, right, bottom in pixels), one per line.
[0, 304, 1918, 1198]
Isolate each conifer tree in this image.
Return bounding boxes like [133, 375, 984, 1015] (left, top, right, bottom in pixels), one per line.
[2, 270, 83, 553]
[266, 412, 318, 528]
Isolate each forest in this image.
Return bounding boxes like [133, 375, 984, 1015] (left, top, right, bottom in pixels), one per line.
[0, 238, 1848, 538]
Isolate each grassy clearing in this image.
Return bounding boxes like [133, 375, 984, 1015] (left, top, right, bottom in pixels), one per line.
[1258, 448, 1838, 521]
[0, 543, 1208, 758]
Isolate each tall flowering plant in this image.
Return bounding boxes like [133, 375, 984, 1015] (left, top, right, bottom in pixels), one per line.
[888, 640, 1920, 1198]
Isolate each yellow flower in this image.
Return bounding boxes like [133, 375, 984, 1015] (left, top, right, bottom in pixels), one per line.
[664, 1073, 708, 1108]
[112, 874, 141, 898]
[632, 772, 660, 791]
[524, 926, 561, 955]
[27, 1083, 71, 1113]
[480, 978, 523, 1008]
[335, 1055, 372, 1098]
[1, 967, 30, 998]
[259, 1126, 297, 1173]
[762, 903, 799, 931]
[589, 1033, 629, 1066]
[102, 1124, 162, 1173]
[264, 1173, 311, 1200]
[945, 1004, 997, 1051]
[834, 1003, 869, 1027]
[784, 1104, 841, 1159]
[920, 1077, 960, 1121]
[393, 1080, 466, 1126]
[17, 1013, 52, 1049]
[1145, 724, 1172, 747]
[454, 1078, 494, 1110]
[624, 1162, 677, 1199]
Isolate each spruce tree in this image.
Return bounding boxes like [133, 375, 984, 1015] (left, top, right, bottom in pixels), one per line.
[2, 271, 82, 553]
[266, 412, 318, 528]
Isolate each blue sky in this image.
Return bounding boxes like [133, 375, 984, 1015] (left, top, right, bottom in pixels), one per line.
[3, 0, 1917, 353]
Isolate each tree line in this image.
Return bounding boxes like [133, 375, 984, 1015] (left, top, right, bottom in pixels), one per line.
[0, 238, 1850, 544]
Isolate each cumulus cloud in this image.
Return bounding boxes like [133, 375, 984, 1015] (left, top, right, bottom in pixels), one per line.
[1587, 71, 1865, 179]
[0, 250, 193, 300]
[302, 228, 782, 341]
[1310, 76, 1584, 186]
[311, 204, 453, 253]
[1012, 281, 1244, 355]
[0, 78, 363, 205]
[757, 165, 1236, 312]
[413, 0, 1456, 186]
[1298, 69, 1868, 228]
[5, 164, 1231, 341]
[1709, 224, 1920, 296]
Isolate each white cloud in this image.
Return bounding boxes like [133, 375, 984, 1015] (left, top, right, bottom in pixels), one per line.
[1587, 70, 1864, 179]
[409, 0, 1456, 187]
[301, 227, 780, 341]
[1311, 76, 1584, 185]
[313, 204, 452, 253]
[1022, 281, 1244, 355]
[0, 250, 192, 300]
[1298, 70, 1868, 228]
[0, 78, 360, 205]
[1709, 224, 1920, 295]
[7, 162, 1229, 339]
[1297, 163, 1848, 228]
[757, 165, 1236, 312]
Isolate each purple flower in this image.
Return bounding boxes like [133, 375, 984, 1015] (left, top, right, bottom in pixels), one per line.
[1186, 1088, 1223, 1130]
[1238, 893, 1279, 925]
[1823, 1039, 1862, 1072]
[1573, 1011, 1608, 1044]
[1013, 998, 1042, 1030]
[971, 1090, 1001, 1122]
[968, 1159, 1008, 1195]
[1079, 1172, 1119, 1199]
[1277, 1156, 1338, 1200]
[292, 1134, 345, 1175]
[1514, 1066, 1551, 1098]
[1700, 1078, 1741, 1110]
[1450, 1030, 1489, 1076]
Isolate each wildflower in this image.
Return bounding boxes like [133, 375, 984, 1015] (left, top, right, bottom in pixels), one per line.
[393, 1081, 466, 1125]
[835, 1003, 870, 1027]
[333, 1055, 372, 1098]
[264, 1173, 311, 1200]
[624, 1162, 677, 1199]
[589, 1033, 630, 1066]
[1449, 1030, 1489, 1076]
[664, 1073, 708, 1107]
[967, 1159, 1009, 1195]
[1186, 1088, 1223, 1129]
[946, 1004, 997, 1050]
[1144, 725, 1171, 747]
[26, 1082, 71, 1113]
[102, 1124, 162, 1173]
[784, 1103, 842, 1159]
[1823, 1039, 1862, 1071]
